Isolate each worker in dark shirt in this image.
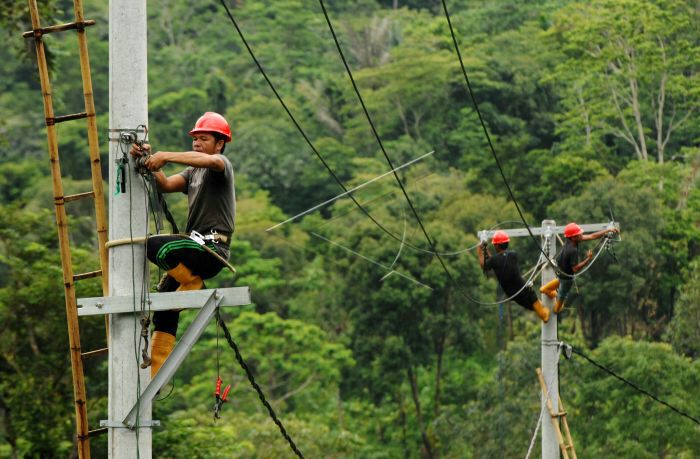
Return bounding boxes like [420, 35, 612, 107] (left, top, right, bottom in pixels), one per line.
[478, 231, 550, 322]
[540, 222, 618, 313]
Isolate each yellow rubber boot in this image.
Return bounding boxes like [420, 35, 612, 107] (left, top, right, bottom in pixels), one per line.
[150, 331, 176, 379]
[554, 298, 565, 314]
[532, 300, 550, 323]
[167, 262, 203, 291]
[540, 278, 559, 299]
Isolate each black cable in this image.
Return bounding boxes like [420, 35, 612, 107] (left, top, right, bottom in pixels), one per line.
[439, 0, 568, 275]
[570, 346, 700, 426]
[217, 0, 446, 257]
[318, 0, 487, 306]
[215, 309, 305, 458]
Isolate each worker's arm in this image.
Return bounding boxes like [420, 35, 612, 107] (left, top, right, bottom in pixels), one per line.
[581, 227, 619, 241]
[149, 170, 186, 193]
[572, 249, 593, 273]
[146, 151, 225, 172]
[477, 243, 490, 270]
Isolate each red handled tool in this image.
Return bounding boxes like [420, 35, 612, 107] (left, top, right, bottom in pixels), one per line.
[213, 376, 232, 419]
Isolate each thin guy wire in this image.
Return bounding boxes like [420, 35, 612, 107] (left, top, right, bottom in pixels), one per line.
[571, 346, 700, 426]
[217, 0, 443, 256]
[215, 309, 305, 458]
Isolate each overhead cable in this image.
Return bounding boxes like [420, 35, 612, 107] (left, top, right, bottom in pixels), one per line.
[571, 346, 700, 426]
[318, 0, 483, 303]
[217, 0, 445, 256]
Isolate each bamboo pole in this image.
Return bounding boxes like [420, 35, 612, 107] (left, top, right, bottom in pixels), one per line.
[536, 368, 569, 459]
[72, 0, 110, 335]
[557, 396, 577, 459]
[27, 1, 90, 457]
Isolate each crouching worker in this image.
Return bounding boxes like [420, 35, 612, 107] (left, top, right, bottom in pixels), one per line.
[540, 222, 618, 314]
[129, 112, 236, 378]
[478, 231, 550, 322]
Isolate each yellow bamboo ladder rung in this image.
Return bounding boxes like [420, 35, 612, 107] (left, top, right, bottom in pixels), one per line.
[81, 347, 108, 359]
[64, 191, 95, 203]
[86, 427, 108, 438]
[73, 270, 102, 281]
[25, 1, 108, 458]
[47, 111, 90, 125]
[22, 19, 96, 38]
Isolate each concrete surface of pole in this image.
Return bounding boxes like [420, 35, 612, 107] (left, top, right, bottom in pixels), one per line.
[541, 220, 560, 459]
[108, 0, 151, 456]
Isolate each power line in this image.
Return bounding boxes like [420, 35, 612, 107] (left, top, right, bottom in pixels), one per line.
[439, 0, 565, 275]
[216, 309, 305, 458]
[570, 346, 700, 426]
[217, 0, 447, 257]
[317, 0, 484, 306]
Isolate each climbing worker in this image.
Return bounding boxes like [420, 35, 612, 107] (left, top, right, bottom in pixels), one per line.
[478, 230, 550, 322]
[130, 111, 236, 378]
[540, 222, 619, 314]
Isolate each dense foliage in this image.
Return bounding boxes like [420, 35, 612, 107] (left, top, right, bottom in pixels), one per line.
[1, 0, 699, 457]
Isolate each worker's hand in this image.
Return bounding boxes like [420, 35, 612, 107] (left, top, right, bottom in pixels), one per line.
[129, 142, 151, 158]
[145, 151, 168, 171]
[586, 249, 593, 260]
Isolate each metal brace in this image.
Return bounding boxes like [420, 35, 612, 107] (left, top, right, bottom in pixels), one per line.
[100, 420, 161, 429]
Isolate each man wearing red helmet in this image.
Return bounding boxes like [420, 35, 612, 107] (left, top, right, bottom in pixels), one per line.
[130, 112, 236, 378]
[478, 230, 550, 322]
[540, 222, 618, 313]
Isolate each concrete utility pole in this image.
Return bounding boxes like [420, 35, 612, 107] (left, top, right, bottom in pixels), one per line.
[108, 0, 151, 456]
[478, 220, 617, 459]
[540, 220, 559, 459]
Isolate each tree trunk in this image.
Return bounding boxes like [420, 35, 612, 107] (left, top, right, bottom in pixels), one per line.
[434, 294, 450, 418]
[407, 365, 435, 458]
[629, 77, 648, 161]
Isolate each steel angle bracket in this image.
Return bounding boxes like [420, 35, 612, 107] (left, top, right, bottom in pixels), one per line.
[122, 290, 223, 429]
[77, 287, 250, 316]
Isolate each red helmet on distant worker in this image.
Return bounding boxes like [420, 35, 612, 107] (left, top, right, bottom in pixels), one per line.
[564, 222, 583, 238]
[492, 230, 510, 245]
[189, 112, 232, 143]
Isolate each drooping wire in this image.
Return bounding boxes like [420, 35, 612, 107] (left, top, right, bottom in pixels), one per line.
[317, 0, 510, 306]
[439, 0, 570, 275]
[217, 0, 444, 257]
[570, 346, 700, 426]
[215, 309, 305, 458]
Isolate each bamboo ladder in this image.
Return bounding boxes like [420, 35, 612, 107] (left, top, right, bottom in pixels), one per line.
[536, 368, 578, 459]
[23, 1, 109, 457]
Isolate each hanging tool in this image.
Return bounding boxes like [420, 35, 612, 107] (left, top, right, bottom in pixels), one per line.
[213, 376, 232, 419]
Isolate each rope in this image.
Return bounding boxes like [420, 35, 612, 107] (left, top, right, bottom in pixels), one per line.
[215, 309, 305, 458]
[570, 346, 700, 426]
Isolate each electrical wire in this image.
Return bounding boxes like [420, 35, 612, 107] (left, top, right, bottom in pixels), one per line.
[570, 346, 700, 426]
[217, 0, 446, 257]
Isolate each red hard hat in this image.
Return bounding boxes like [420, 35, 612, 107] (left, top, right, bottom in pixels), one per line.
[492, 230, 510, 245]
[189, 112, 232, 143]
[564, 222, 583, 238]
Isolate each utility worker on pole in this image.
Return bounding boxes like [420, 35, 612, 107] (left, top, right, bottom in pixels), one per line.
[130, 112, 236, 378]
[478, 231, 550, 322]
[540, 222, 618, 314]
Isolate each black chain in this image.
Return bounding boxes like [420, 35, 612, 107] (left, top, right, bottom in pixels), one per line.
[215, 310, 305, 458]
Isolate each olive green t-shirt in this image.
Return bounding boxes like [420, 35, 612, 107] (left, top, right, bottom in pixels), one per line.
[178, 154, 236, 249]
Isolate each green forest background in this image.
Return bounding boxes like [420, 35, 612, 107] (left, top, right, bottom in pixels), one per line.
[1, 0, 700, 457]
